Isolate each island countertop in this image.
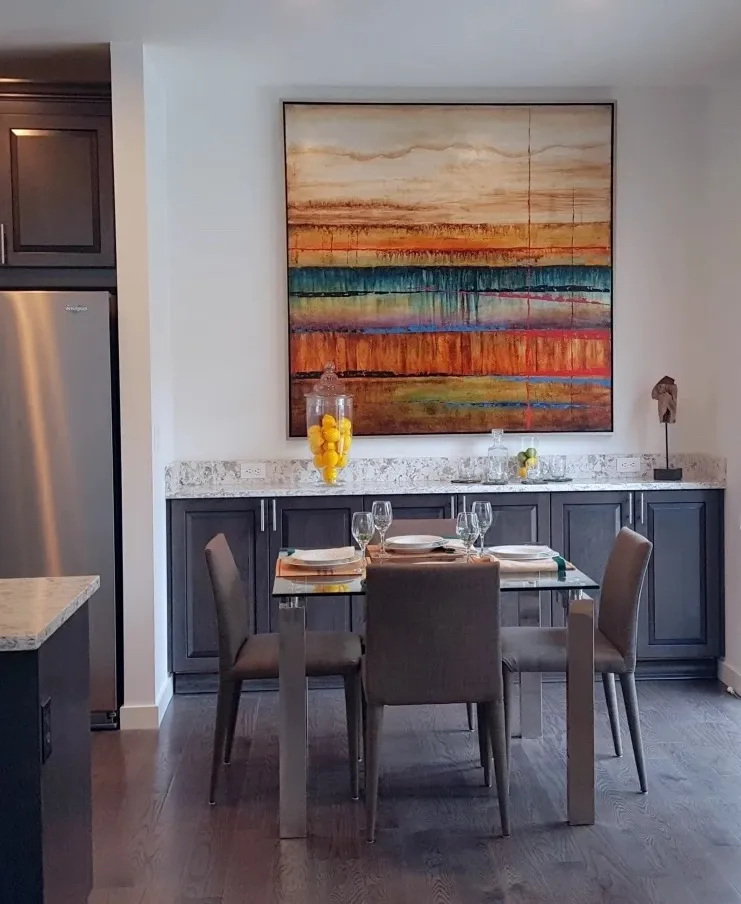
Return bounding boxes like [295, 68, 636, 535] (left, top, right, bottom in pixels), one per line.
[167, 477, 725, 500]
[0, 576, 100, 651]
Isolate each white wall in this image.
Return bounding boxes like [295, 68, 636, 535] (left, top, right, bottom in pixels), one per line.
[705, 78, 741, 692]
[153, 46, 709, 461]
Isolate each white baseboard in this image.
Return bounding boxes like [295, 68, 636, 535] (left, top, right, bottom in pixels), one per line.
[119, 675, 174, 730]
[719, 659, 741, 697]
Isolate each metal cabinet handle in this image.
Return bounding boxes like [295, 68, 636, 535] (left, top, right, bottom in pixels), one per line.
[628, 493, 633, 525]
[272, 499, 277, 531]
[640, 492, 645, 525]
[450, 495, 456, 518]
[1, 223, 6, 265]
[462, 494, 467, 513]
[260, 499, 265, 532]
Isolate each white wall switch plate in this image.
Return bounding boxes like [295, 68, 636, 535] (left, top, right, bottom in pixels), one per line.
[617, 456, 641, 475]
[240, 462, 266, 480]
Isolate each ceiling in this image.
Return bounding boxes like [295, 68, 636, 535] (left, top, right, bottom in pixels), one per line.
[0, 0, 740, 85]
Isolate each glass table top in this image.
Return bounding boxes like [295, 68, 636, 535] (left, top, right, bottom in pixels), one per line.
[272, 551, 600, 598]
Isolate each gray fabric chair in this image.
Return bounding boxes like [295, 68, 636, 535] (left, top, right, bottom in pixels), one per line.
[362, 561, 510, 841]
[501, 526, 653, 791]
[382, 519, 477, 729]
[204, 533, 362, 804]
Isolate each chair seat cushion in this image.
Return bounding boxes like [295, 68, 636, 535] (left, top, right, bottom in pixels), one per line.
[501, 626, 627, 674]
[229, 631, 362, 680]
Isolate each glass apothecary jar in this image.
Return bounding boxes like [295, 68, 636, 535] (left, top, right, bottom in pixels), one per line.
[485, 429, 509, 483]
[516, 435, 540, 480]
[305, 363, 353, 486]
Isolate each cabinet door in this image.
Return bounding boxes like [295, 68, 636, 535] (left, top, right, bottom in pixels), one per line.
[550, 492, 631, 626]
[362, 493, 455, 520]
[268, 497, 364, 633]
[636, 491, 722, 661]
[0, 113, 115, 267]
[169, 499, 268, 674]
[463, 493, 550, 626]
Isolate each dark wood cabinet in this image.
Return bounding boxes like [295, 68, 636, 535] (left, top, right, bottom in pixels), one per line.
[0, 106, 115, 268]
[362, 493, 454, 520]
[635, 491, 722, 670]
[269, 496, 364, 633]
[550, 492, 630, 626]
[169, 499, 268, 675]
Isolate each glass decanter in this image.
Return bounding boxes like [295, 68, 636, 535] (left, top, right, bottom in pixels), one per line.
[485, 429, 509, 484]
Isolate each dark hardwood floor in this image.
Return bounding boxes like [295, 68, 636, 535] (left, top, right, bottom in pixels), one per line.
[90, 681, 741, 904]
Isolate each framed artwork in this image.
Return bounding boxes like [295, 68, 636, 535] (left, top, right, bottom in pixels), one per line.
[284, 102, 614, 436]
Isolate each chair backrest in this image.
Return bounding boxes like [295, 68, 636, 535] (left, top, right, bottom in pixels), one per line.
[384, 518, 457, 540]
[598, 527, 653, 671]
[204, 533, 252, 675]
[363, 562, 502, 706]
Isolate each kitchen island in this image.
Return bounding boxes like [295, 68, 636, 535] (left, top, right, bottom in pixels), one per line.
[0, 575, 99, 904]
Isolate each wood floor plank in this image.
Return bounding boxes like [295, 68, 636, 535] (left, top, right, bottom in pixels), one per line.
[91, 680, 741, 904]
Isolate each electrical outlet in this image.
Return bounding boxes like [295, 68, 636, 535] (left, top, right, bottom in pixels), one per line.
[617, 456, 641, 475]
[240, 462, 266, 480]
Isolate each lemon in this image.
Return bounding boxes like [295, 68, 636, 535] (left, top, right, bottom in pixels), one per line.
[343, 433, 353, 451]
[313, 453, 324, 468]
[321, 414, 337, 429]
[307, 424, 322, 438]
[525, 456, 538, 468]
[323, 426, 341, 444]
[338, 453, 348, 468]
[518, 466, 528, 478]
[525, 447, 537, 459]
[325, 441, 336, 452]
[323, 466, 338, 485]
[309, 437, 324, 454]
[339, 417, 352, 433]
[324, 449, 340, 468]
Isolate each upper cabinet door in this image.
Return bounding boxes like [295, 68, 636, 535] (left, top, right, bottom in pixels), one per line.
[0, 113, 115, 267]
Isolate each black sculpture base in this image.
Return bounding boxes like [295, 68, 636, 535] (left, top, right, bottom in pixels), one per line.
[654, 467, 683, 481]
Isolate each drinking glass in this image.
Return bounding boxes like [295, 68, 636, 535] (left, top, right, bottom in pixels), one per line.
[371, 500, 393, 557]
[471, 501, 493, 556]
[456, 511, 480, 562]
[352, 511, 375, 558]
[549, 455, 566, 480]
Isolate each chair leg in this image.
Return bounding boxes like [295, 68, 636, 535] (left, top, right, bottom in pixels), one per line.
[223, 680, 243, 765]
[477, 703, 492, 785]
[343, 671, 361, 800]
[602, 672, 623, 757]
[485, 699, 511, 837]
[209, 680, 233, 804]
[357, 676, 364, 763]
[619, 672, 648, 793]
[503, 667, 514, 783]
[365, 704, 384, 843]
[466, 702, 475, 731]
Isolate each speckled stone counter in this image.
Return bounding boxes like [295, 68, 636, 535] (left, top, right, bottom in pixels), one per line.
[0, 575, 100, 651]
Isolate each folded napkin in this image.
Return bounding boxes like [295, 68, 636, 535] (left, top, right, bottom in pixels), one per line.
[485, 554, 572, 573]
[291, 546, 356, 562]
[277, 556, 365, 579]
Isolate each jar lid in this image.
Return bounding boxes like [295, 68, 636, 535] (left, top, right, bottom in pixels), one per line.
[306, 362, 351, 399]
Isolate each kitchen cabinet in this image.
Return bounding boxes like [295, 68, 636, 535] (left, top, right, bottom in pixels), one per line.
[635, 491, 722, 671]
[0, 101, 115, 268]
[268, 496, 364, 633]
[363, 493, 455, 520]
[169, 499, 268, 675]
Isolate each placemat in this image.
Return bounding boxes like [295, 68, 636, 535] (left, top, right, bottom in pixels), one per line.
[367, 544, 466, 564]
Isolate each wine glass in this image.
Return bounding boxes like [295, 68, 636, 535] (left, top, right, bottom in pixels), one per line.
[471, 501, 493, 557]
[456, 511, 480, 562]
[351, 511, 375, 559]
[371, 500, 393, 557]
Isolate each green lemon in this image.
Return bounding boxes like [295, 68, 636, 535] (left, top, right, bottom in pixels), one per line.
[525, 447, 537, 459]
[517, 451, 527, 465]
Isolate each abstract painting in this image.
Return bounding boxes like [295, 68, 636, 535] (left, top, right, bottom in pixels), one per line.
[284, 102, 613, 436]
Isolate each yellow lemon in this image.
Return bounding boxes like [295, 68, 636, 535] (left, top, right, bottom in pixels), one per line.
[321, 414, 337, 429]
[324, 449, 340, 468]
[518, 466, 528, 478]
[324, 441, 336, 452]
[339, 417, 352, 433]
[313, 453, 324, 468]
[323, 466, 338, 485]
[309, 436, 324, 454]
[343, 433, 353, 451]
[338, 453, 348, 468]
[525, 456, 538, 468]
[307, 424, 322, 438]
[322, 426, 341, 444]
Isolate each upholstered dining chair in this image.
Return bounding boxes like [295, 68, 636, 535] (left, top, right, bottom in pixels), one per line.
[500, 526, 653, 792]
[381, 519, 479, 729]
[204, 533, 362, 804]
[362, 561, 510, 841]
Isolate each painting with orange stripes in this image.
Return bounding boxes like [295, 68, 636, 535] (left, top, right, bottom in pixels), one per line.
[283, 102, 614, 436]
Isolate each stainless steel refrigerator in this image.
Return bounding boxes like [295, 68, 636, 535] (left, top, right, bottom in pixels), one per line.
[0, 291, 120, 726]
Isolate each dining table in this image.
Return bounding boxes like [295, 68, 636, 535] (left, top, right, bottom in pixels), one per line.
[272, 551, 600, 839]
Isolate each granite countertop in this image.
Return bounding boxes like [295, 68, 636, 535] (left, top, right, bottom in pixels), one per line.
[0, 576, 100, 651]
[167, 477, 725, 500]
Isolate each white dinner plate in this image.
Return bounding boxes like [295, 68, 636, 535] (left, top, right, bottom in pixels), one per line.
[488, 544, 554, 560]
[288, 547, 362, 568]
[385, 534, 445, 554]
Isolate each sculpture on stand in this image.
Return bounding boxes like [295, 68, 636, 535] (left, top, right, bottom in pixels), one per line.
[651, 376, 682, 481]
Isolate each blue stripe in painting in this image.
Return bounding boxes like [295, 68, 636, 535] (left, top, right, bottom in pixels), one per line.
[292, 324, 607, 335]
[441, 400, 592, 410]
[288, 265, 612, 296]
[496, 375, 612, 387]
